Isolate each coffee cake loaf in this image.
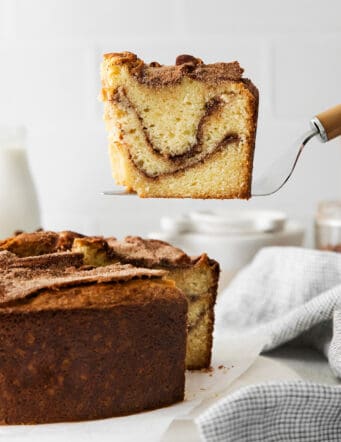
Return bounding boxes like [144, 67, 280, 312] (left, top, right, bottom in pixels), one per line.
[0, 251, 187, 424]
[100, 52, 258, 198]
[1, 231, 219, 370]
[72, 235, 219, 370]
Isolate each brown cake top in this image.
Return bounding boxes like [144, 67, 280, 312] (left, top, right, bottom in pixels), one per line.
[105, 236, 193, 268]
[0, 230, 198, 269]
[0, 230, 84, 257]
[102, 51, 247, 87]
[0, 250, 165, 306]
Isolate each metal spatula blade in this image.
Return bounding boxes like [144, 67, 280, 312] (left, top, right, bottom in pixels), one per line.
[102, 104, 341, 199]
[252, 103, 341, 197]
[251, 128, 317, 197]
[102, 189, 135, 196]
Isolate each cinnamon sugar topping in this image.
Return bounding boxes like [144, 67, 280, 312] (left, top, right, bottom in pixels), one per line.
[102, 51, 246, 87]
[0, 251, 165, 305]
[106, 236, 193, 268]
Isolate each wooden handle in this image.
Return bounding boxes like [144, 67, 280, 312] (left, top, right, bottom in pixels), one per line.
[316, 104, 341, 141]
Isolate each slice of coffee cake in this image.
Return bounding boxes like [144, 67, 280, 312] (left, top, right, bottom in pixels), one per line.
[73, 236, 219, 369]
[100, 52, 258, 199]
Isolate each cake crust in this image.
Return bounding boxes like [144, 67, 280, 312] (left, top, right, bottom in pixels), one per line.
[0, 250, 165, 305]
[106, 236, 193, 268]
[102, 51, 248, 87]
[0, 231, 84, 257]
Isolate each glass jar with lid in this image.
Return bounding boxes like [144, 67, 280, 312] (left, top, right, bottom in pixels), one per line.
[315, 201, 341, 252]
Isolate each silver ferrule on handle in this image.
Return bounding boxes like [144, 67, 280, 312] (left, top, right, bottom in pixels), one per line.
[310, 117, 328, 143]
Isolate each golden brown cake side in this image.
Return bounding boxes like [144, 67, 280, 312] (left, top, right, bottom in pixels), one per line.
[100, 52, 258, 199]
[0, 252, 187, 424]
[72, 236, 220, 369]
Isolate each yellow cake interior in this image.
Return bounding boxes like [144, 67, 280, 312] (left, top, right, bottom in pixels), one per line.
[167, 260, 216, 369]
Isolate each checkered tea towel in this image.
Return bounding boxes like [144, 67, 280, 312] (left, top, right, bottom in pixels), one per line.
[197, 247, 341, 442]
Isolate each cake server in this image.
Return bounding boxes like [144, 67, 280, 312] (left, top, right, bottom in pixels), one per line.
[252, 103, 341, 196]
[102, 103, 341, 198]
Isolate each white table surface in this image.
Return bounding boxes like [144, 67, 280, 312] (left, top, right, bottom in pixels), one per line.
[163, 355, 301, 441]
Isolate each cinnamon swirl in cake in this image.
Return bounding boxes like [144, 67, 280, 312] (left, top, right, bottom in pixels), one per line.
[100, 52, 258, 198]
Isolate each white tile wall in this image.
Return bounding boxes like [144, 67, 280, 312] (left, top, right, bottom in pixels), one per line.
[0, 0, 341, 241]
[183, 0, 341, 33]
[13, 0, 176, 38]
[0, 0, 11, 40]
[274, 37, 341, 118]
[0, 2, 4, 39]
[0, 45, 88, 126]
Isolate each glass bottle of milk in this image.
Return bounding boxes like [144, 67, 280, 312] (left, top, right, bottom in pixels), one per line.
[0, 126, 40, 237]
